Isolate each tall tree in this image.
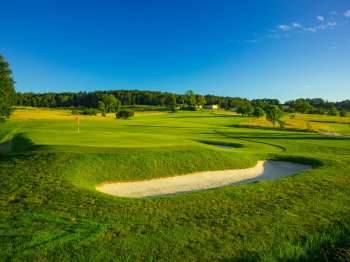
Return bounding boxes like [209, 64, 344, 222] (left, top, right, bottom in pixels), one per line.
[265, 105, 283, 127]
[185, 90, 196, 107]
[0, 55, 16, 118]
[196, 95, 206, 106]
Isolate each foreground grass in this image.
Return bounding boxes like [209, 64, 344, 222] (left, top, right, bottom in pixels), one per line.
[1, 108, 350, 261]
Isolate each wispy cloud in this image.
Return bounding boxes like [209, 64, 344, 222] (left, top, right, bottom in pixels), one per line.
[292, 22, 302, 28]
[305, 27, 317, 32]
[316, 16, 325, 21]
[240, 8, 349, 44]
[278, 24, 291, 31]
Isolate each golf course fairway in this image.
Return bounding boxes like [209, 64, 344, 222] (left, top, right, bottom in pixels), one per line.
[1, 108, 350, 261]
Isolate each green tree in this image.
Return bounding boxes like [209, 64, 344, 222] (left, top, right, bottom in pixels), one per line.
[185, 90, 196, 107]
[294, 99, 313, 113]
[196, 95, 206, 107]
[0, 55, 16, 118]
[236, 104, 253, 117]
[265, 105, 283, 127]
[101, 94, 121, 113]
[98, 101, 106, 111]
[252, 107, 265, 117]
[166, 94, 177, 112]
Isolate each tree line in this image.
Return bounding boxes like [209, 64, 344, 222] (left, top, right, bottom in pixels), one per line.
[15, 90, 251, 111]
[1, 53, 350, 119]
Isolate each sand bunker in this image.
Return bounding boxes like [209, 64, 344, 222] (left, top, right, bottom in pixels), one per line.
[0, 141, 12, 154]
[96, 161, 311, 198]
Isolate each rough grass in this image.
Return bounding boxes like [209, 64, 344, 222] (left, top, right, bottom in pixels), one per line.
[240, 113, 350, 135]
[1, 108, 350, 261]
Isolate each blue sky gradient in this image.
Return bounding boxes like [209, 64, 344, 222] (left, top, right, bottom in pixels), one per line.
[1, 0, 349, 101]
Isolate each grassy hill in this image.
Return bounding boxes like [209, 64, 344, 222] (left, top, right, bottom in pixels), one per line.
[1, 107, 350, 261]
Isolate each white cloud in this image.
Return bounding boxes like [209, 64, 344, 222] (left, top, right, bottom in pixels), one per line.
[305, 27, 317, 32]
[292, 22, 302, 28]
[316, 16, 325, 21]
[278, 24, 291, 31]
[241, 9, 347, 44]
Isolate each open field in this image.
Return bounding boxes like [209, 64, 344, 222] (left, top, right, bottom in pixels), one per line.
[240, 113, 350, 135]
[1, 107, 350, 260]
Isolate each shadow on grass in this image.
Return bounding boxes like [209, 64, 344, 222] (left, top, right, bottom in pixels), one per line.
[231, 123, 315, 133]
[11, 133, 39, 152]
[195, 140, 243, 149]
[217, 130, 350, 141]
[215, 131, 287, 152]
[268, 155, 324, 168]
[121, 124, 204, 129]
[168, 115, 239, 119]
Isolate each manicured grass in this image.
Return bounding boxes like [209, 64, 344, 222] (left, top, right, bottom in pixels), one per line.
[1, 108, 350, 261]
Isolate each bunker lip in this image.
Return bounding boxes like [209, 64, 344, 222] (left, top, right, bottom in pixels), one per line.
[96, 160, 311, 198]
[198, 140, 242, 149]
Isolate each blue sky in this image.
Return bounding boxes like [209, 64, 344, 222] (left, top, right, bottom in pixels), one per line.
[1, 0, 349, 101]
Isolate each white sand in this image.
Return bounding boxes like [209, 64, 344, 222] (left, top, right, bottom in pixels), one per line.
[96, 161, 311, 198]
[320, 132, 343, 137]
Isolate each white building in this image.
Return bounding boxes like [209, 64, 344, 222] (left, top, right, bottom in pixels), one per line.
[204, 104, 219, 110]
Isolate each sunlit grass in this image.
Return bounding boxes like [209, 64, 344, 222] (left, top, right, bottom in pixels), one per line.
[1, 107, 350, 260]
[239, 113, 350, 135]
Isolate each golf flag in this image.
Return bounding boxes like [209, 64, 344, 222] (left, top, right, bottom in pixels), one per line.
[75, 116, 80, 133]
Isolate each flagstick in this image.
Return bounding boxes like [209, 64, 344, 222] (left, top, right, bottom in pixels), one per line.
[77, 117, 80, 133]
[75, 116, 80, 133]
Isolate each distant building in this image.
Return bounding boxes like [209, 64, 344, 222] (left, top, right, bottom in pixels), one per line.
[204, 104, 219, 110]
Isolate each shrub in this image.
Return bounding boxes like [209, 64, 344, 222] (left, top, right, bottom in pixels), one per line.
[340, 110, 347, 117]
[278, 120, 286, 129]
[81, 108, 98, 115]
[182, 105, 197, 111]
[71, 108, 98, 116]
[328, 107, 339, 116]
[116, 110, 135, 119]
[71, 109, 79, 115]
[314, 108, 326, 115]
[169, 106, 178, 113]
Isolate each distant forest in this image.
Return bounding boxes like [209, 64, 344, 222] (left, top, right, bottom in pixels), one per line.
[15, 90, 350, 113]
